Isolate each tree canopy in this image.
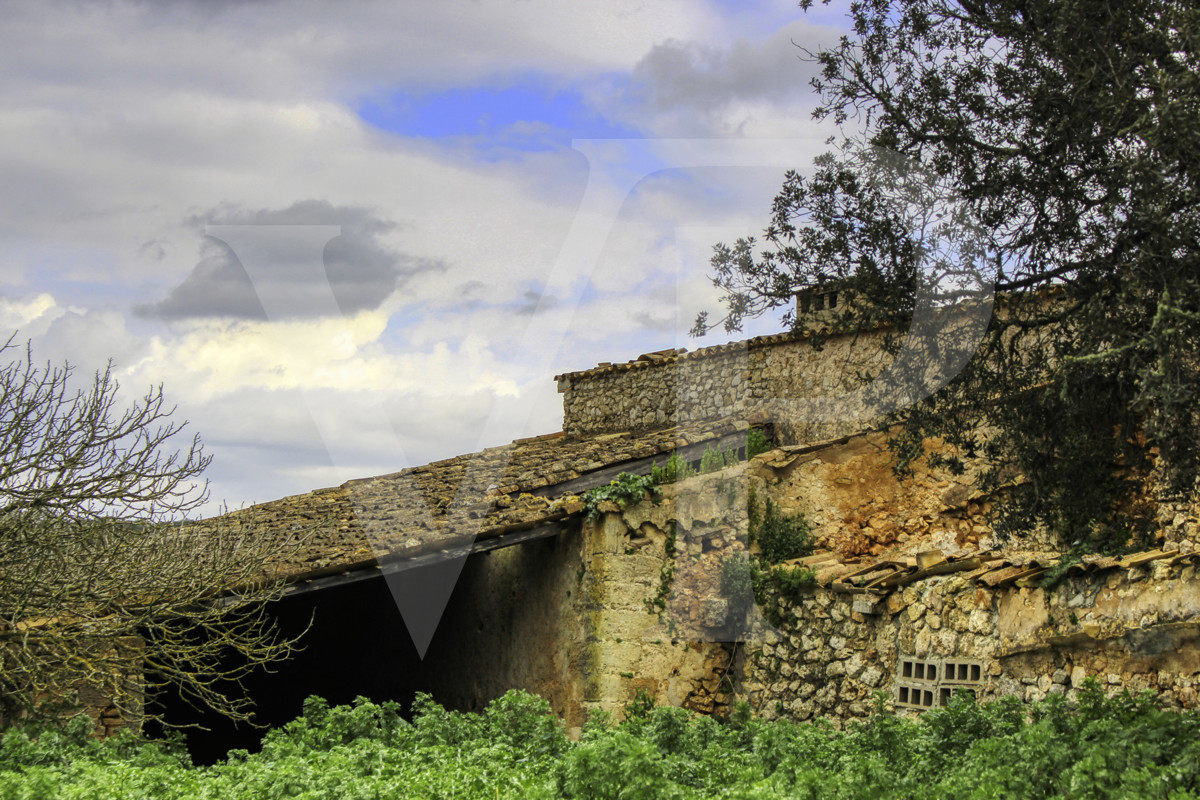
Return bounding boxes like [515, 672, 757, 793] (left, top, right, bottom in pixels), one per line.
[0, 339, 303, 727]
[700, 0, 1200, 551]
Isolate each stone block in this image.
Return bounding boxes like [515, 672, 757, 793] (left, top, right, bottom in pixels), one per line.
[853, 597, 882, 616]
[968, 609, 993, 635]
[860, 666, 883, 687]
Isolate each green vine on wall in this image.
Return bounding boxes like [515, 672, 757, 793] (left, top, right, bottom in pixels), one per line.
[720, 487, 817, 627]
[646, 524, 677, 617]
[578, 430, 775, 621]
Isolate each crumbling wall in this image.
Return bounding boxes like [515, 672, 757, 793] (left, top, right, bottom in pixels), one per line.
[749, 432, 1011, 559]
[1156, 495, 1200, 554]
[413, 479, 748, 734]
[583, 438, 1200, 727]
[573, 471, 754, 723]
[734, 557, 1200, 724]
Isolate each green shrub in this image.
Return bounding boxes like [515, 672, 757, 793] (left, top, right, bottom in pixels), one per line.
[624, 689, 657, 723]
[746, 428, 771, 459]
[750, 497, 815, 565]
[582, 472, 660, 519]
[719, 554, 757, 617]
[750, 566, 816, 628]
[4, 687, 1200, 799]
[769, 564, 817, 598]
[699, 442, 740, 474]
[650, 452, 697, 484]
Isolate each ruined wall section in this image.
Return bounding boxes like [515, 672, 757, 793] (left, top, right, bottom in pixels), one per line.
[574, 470, 756, 723]
[550, 441, 999, 725]
[581, 436, 1200, 727]
[556, 330, 892, 444]
[411, 466, 756, 734]
[751, 432, 1010, 560]
[735, 557, 1200, 724]
[1157, 495, 1200, 554]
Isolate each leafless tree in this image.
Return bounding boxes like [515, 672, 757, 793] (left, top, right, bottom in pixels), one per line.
[0, 337, 303, 727]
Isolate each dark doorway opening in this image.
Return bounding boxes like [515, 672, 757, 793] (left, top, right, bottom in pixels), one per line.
[145, 570, 440, 764]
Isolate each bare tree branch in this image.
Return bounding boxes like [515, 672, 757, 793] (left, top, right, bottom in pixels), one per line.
[0, 337, 305, 728]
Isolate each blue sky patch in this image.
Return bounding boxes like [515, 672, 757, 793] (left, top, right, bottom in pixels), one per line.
[359, 80, 642, 152]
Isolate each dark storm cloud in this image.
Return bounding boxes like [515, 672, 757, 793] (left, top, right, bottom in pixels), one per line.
[630, 309, 674, 332]
[137, 200, 445, 321]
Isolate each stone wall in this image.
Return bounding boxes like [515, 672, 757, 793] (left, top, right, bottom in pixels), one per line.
[555, 329, 892, 444]
[734, 556, 1200, 724]
[513, 434, 1006, 727]
[576, 506, 737, 723]
[410, 481, 745, 734]
[568, 437, 1200, 727]
[746, 431, 1003, 560]
[419, 530, 593, 731]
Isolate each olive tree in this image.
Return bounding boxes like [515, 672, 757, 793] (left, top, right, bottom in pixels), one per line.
[0, 338, 303, 726]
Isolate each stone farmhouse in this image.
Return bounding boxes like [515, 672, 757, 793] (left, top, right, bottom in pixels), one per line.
[165, 307, 1200, 746]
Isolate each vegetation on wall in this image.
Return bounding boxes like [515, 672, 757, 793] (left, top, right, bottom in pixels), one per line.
[2, 683, 1199, 798]
[585, 430, 772, 519]
[721, 488, 817, 627]
[646, 524, 677, 617]
[698, 443, 740, 474]
[650, 453, 697, 485]
[581, 473, 661, 520]
[745, 429, 771, 460]
[748, 493, 815, 566]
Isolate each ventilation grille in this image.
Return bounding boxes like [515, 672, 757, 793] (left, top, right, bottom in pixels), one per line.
[895, 657, 985, 710]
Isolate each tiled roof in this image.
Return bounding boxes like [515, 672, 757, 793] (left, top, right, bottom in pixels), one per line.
[219, 416, 759, 584]
[553, 331, 821, 383]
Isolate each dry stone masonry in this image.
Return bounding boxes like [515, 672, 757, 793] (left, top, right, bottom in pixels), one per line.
[185, 324, 1200, 731]
[555, 329, 892, 444]
[733, 548, 1200, 723]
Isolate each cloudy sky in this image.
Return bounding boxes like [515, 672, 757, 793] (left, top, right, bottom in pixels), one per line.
[1, 0, 851, 514]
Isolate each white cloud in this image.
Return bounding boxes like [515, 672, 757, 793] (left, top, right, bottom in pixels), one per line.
[0, 293, 61, 336]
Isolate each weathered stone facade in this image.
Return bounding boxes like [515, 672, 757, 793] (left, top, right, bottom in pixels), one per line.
[555, 329, 892, 444]
[522, 431, 1200, 727]
[185, 326, 1200, 731]
[734, 552, 1200, 723]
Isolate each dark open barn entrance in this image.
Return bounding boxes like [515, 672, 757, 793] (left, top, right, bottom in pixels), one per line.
[147, 525, 584, 764]
[147, 567, 445, 764]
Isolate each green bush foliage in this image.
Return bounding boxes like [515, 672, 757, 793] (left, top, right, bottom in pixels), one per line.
[698, 443, 740, 474]
[721, 553, 817, 628]
[719, 554, 757, 617]
[3, 683, 1200, 798]
[650, 452, 698, 484]
[745, 429, 771, 460]
[582, 472, 661, 520]
[749, 496, 815, 565]
[719, 490, 818, 625]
